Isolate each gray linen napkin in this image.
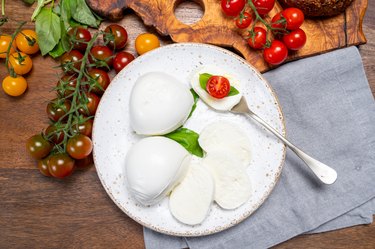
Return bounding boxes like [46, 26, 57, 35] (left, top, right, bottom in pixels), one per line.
[143, 46, 375, 249]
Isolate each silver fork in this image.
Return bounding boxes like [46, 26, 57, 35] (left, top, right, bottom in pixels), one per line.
[231, 97, 338, 184]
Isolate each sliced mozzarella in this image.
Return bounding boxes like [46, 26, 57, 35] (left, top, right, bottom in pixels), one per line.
[199, 121, 252, 167]
[203, 151, 252, 210]
[190, 65, 242, 111]
[169, 163, 214, 225]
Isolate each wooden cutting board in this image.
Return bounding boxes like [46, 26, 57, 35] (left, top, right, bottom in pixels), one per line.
[86, 0, 368, 72]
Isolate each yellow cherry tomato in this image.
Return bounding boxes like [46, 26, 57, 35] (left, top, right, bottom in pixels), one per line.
[2, 75, 28, 96]
[135, 33, 160, 55]
[0, 35, 15, 59]
[8, 52, 33, 75]
[16, 29, 39, 55]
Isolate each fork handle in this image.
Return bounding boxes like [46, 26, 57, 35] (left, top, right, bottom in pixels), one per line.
[245, 112, 337, 184]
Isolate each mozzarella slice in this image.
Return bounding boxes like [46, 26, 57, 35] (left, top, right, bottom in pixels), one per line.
[199, 121, 252, 167]
[190, 65, 242, 111]
[169, 163, 214, 225]
[203, 151, 252, 209]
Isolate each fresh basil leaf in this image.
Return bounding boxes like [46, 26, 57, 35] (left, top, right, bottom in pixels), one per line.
[71, 0, 100, 28]
[199, 73, 212, 90]
[227, 86, 240, 96]
[31, 0, 46, 21]
[60, 0, 72, 30]
[164, 128, 204, 158]
[53, 3, 61, 15]
[35, 8, 61, 55]
[60, 20, 71, 51]
[188, 89, 199, 119]
[49, 41, 65, 58]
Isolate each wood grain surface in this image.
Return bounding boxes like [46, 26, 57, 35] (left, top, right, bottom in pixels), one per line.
[86, 0, 368, 72]
[0, 1, 374, 248]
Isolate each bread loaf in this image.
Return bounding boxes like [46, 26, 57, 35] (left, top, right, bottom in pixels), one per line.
[278, 0, 355, 17]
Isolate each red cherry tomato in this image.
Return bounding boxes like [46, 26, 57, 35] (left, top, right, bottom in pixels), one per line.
[38, 157, 52, 177]
[56, 75, 77, 98]
[75, 153, 93, 169]
[235, 12, 253, 29]
[87, 68, 110, 95]
[67, 134, 93, 160]
[206, 76, 231, 99]
[46, 99, 71, 122]
[221, 0, 246, 17]
[61, 50, 83, 74]
[271, 12, 287, 35]
[72, 119, 93, 137]
[263, 40, 288, 65]
[44, 124, 65, 144]
[282, 8, 304, 30]
[26, 134, 52, 160]
[68, 27, 92, 51]
[113, 51, 135, 74]
[247, 27, 267, 49]
[252, 0, 275, 15]
[104, 24, 128, 50]
[78, 92, 100, 116]
[89, 45, 113, 69]
[282, 28, 307, 50]
[48, 153, 75, 178]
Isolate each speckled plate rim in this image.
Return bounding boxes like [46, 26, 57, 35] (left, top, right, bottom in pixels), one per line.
[92, 42, 287, 237]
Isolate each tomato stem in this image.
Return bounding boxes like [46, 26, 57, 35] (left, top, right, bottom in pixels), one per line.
[5, 21, 26, 77]
[1, 0, 5, 16]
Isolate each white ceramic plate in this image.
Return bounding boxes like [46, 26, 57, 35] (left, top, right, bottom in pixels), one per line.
[92, 43, 286, 237]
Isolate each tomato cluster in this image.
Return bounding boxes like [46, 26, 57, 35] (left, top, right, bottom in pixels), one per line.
[221, 0, 307, 66]
[1, 29, 39, 96]
[26, 25, 136, 179]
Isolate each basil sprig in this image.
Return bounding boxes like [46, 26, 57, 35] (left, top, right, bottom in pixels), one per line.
[199, 73, 239, 97]
[164, 128, 204, 158]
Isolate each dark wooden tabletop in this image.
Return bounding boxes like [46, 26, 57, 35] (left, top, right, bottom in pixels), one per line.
[0, 1, 374, 248]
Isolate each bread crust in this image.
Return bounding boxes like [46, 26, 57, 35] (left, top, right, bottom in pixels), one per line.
[279, 0, 354, 17]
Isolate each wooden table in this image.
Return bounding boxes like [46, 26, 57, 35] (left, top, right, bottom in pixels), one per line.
[0, 1, 374, 248]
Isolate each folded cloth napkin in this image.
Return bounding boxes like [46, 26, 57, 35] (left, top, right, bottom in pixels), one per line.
[143, 46, 375, 249]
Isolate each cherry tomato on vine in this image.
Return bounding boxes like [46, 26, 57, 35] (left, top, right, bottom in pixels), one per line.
[67, 134, 93, 160]
[221, 0, 246, 17]
[247, 27, 267, 49]
[56, 75, 77, 98]
[89, 45, 113, 69]
[38, 157, 52, 177]
[282, 28, 307, 50]
[87, 68, 110, 95]
[263, 40, 288, 65]
[61, 50, 84, 74]
[72, 119, 93, 137]
[75, 153, 93, 169]
[78, 92, 100, 116]
[16, 29, 39, 55]
[2, 75, 27, 97]
[252, 0, 275, 15]
[46, 99, 71, 122]
[104, 24, 128, 50]
[282, 8, 304, 30]
[113, 51, 135, 73]
[0, 35, 15, 58]
[135, 33, 160, 55]
[44, 124, 65, 144]
[26, 134, 52, 159]
[48, 153, 75, 178]
[235, 12, 253, 29]
[8, 52, 33, 75]
[68, 27, 92, 51]
[206, 76, 231, 99]
[271, 12, 287, 35]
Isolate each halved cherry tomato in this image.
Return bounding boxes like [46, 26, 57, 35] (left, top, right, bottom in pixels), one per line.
[247, 27, 267, 49]
[26, 134, 52, 159]
[235, 12, 253, 29]
[0, 35, 15, 58]
[282, 28, 307, 50]
[87, 68, 110, 95]
[2, 75, 27, 97]
[282, 8, 304, 30]
[68, 27, 92, 51]
[48, 153, 75, 178]
[16, 30, 39, 54]
[252, 0, 275, 15]
[263, 40, 288, 65]
[113, 51, 135, 73]
[206, 76, 231, 99]
[8, 52, 33, 75]
[67, 134, 93, 160]
[221, 0, 246, 17]
[104, 24, 128, 50]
